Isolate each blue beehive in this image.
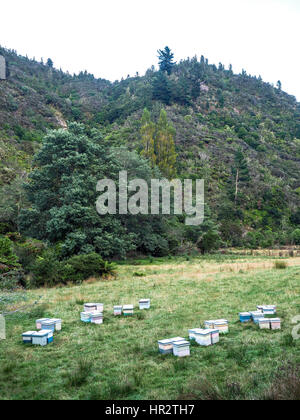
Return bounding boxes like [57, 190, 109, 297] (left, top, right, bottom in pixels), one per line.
[250, 311, 265, 324]
[22, 331, 35, 344]
[41, 319, 56, 332]
[239, 312, 251, 323]
[81, 312, 92, 323]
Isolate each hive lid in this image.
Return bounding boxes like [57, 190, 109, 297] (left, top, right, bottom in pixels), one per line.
[123, 305, 134, 310]
[158, 338, 172, 345]
[114, 305, 123, 309]
[42, 320, 56, 325]
[214, 320, 228, 325]
[173, 340, 190, 347]
[269, 318, 281, 322]
[239, 312, 251, 316]
[139, 299, 150, 303]
[36, 318, 50, 322]
[170, 337, 185, 343]
[22, 331, 36, 336]
[90, 311, 103, 317]
[196, 329, 212, 335]
[85, 303, 97, 307]
[33, 331, 49, 337]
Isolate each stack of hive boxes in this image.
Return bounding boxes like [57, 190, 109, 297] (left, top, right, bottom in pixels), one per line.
[158, 337, 186, 356]
[22, 317, 62, 346]
[123, 305, 134, 316]
[113, 306, 123, 316]
[205, 319, 229, 334]
[139, 299, 150, 310]
[81, 303, 104, 324]
[240, 305, 281, 330]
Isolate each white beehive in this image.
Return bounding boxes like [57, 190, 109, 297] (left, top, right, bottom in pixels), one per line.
[173, 340, 190, 357]
[84, 303, 98, 312]
[90, 312, 103, 324]
[158, 338, 173, 354]
[139, 299, 150, 310]
[123, 305, 134, 316]
[258, 319, 271, 329]
[114, 306, 122, 316]
[51, 319, 62, 331]
[32, 331, 49, 346]
[36, 318, 50, 330]
[195, 329, 212, 346]
[270, 318, 281, 330]
[41, 319, 56, 332]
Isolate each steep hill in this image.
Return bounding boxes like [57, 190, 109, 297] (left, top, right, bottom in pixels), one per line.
[0, 46, 300, 248]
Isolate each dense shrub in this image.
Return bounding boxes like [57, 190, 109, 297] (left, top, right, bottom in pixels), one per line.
[30, 251, 115, 287]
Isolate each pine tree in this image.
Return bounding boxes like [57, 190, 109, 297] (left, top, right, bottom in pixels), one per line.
[152, 71, 172, 104]
[155, 109, 177, 179]
[140, 109, 156, 167]
[46, 58, 53, 68]
[157, 46, 175, 75]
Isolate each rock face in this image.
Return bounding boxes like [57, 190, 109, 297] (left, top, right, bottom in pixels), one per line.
[0, 55, 6, 80]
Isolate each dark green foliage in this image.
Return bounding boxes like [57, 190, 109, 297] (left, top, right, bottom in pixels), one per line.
[0, 236, 19, 269]
[157, 46, 175, 75]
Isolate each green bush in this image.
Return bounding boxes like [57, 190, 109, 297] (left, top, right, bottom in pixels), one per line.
[30, 251, 115, 287]
[60, 253, 116, 284]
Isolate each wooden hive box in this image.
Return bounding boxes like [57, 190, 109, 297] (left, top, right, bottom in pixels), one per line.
[51, 319, 62, 331]
[90, 312, 103, 324]
[158, 338, 173, 354]
[258, 305, 277, 315]
[32, 331, 49, 346]
[195, 329, 212, 346]
[214, 320, 229, 334]
[139, 299, 150, 310]
[258, 318, 271, 329]
[270, 318, 281, 330]
[123, 305, 134, 316]
[22, 331, 36, 344]
[113, 306, 122, 316]
[239, 312, 251, 323]
[81, 312, 93, 323]
[41, 320, 56, 332]
[173, 340, 190, 357]
[84, 303, 98, 312]
[36, 318, 50, 330]
[250, 311, 265, 324]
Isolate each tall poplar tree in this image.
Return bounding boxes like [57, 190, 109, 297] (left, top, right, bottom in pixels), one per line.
[155, 109, 177, 179]
[140, 109, 156, 167]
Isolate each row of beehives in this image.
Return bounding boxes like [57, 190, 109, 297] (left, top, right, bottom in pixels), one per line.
[239, 305, 281, 330]
[22, 318, 62, 346]
[80, 299, 150, 324]
[158, 319, 229, 357]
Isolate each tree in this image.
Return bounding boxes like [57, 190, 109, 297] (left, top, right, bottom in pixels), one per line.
[140, 109, 156, 167]
[277, 80, 282, 91]
[46, 58, 53, 68]
[152, 71, 172, 104]
[155, 110, 177, 179]
[0, 236, 19, 268]
[19, 123, 170, 259]
[157, 46, 175, 75]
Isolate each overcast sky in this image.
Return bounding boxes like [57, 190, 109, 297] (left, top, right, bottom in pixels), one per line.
[1, 0, 299, 100]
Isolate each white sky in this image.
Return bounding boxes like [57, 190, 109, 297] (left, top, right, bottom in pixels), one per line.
[1, 0, 299, 100]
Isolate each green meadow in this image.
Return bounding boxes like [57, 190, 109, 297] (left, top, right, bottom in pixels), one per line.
[0, 254, 300, 400]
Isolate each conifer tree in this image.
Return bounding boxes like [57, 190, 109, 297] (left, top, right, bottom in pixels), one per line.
[157, 46, 175, 75]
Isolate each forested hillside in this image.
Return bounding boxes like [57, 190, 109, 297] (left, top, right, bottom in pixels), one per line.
[1, 45, 300, 285]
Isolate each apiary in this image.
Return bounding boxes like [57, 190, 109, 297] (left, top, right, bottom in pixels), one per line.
[90, 312, 103, 324]
[114, 305, 122, 316]
[173, 340, 190, 357]
[22, 331, 35, 344]
[239, 312, 251, 323]
[123, 305, 134, 316]
[139, 299, 150, 310]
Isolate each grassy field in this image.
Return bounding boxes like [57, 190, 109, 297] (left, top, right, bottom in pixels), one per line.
[0, 254, 300, 400]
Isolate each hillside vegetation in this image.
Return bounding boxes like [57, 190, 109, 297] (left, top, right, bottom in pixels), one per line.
[0, 45, 300, 287]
